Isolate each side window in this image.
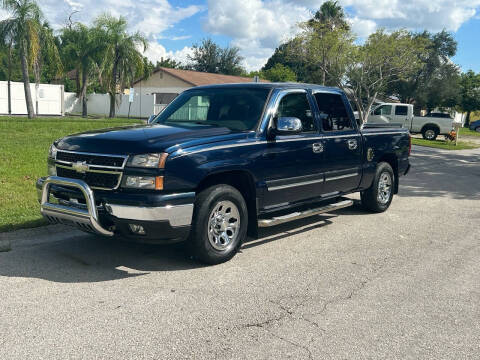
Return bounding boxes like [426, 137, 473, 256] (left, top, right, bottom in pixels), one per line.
[276, 93, 316, 132]
[395, 105, 408, 116]
[168, 95, 210, 121]
[373, 105, 392, 116]
[314, 93, 354, 132]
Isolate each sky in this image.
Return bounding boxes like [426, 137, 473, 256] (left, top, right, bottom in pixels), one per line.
[1, 0, 479, 72]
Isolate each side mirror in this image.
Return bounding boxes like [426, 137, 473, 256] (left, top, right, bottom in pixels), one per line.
[147, 115, 156, 124]
[276, 117, 303, 135]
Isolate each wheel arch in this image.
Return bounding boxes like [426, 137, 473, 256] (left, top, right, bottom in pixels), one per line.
[196, 170, 258, 237]
[421, 123, 440, 133]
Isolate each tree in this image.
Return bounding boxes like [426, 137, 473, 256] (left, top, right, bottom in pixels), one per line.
[263, 2, 351, 85]
[459, 71, 480, 127]
[308, 0, 349, 31]
[343, 30, 426, 123]
[188, 38, 244, 75]
[61, 23, 105, 117]
[95, 14, 147, 118]
[292, 19, 355, 86]
[156, 57, 181, 69]
[0, 0, 44, 118]
[262, 64, 296, 82]
[387, 30, 458, 112]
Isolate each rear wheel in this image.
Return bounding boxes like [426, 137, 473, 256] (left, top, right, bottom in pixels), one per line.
[422, 126, 438, 140]
[475, 127, 480, 133]
[188, 185, 248, 264]
[361, 162, 394, 213]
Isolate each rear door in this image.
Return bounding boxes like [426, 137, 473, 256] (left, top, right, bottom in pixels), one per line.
[313, 91, 363, 195]
[392, 104, 410, 127]
[259, 89, 325, 209]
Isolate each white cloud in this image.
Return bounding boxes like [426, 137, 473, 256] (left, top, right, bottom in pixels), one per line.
[205, 0, 312, 70]
[342, 0, 480, 32]
[20, 0, 201, 40]
[144, 42, 194, 65]
[205, 0, 480, 70]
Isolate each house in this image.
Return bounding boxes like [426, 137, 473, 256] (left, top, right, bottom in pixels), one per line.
[132, 67, 267, 114]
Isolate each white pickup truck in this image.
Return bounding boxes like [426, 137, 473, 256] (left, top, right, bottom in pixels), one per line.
[367, 103, 454, 140]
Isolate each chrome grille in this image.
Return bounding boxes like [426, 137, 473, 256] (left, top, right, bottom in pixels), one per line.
[56, 166, 121, 190]
[56, 151, 126, 168]
[54, 150, 126, 190]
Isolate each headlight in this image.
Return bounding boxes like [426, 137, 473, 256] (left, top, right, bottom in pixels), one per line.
[128, 153, 168, 168]
[123, 176, 163, 190]
[48, 144, 57, 159]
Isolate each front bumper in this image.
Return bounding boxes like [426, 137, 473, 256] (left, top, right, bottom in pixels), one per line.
[37, 176, 194, 242]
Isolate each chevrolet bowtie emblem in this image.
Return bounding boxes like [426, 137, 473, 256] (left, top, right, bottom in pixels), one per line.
[72, 161, 89, 174]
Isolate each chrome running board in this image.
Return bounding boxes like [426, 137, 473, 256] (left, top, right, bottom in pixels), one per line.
[258, 198, 353, 228]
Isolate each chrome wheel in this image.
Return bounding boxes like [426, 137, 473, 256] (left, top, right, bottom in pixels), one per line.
[207, 200, 240, 251]
[377, 172, 392, 205]
[425, 129, 435, 140]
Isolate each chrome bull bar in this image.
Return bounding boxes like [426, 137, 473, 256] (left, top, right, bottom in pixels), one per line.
[40, 176, 114, 236]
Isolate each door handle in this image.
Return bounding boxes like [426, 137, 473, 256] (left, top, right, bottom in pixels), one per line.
[347, 139, 358, 150]
[312, 142, 324, 154]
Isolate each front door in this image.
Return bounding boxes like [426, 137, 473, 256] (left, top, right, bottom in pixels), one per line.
[313, 92, 363, 195]
[259, 90, 325, 210]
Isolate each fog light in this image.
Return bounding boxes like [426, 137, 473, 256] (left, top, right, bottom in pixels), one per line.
[128, 224, 146, 235]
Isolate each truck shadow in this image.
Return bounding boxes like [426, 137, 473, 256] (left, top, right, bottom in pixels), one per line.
[0, 212, 345, 283]
[400, 147, 480, 200]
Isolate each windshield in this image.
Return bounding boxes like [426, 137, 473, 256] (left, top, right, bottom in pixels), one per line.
[153, 87, 270, 131]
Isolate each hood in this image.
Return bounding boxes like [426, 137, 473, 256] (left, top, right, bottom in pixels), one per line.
[55, 123, 247, 155]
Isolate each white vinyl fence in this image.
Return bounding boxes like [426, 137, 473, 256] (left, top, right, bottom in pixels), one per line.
[0, 81, 64, 116]
[65, 92, 156, 118]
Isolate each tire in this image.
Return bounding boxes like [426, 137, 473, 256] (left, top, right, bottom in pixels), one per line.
[188, 184, 248, 264]
[361, 162, 395, 213]
[475, 127, 480, 133]
[422, 126, 438, 140]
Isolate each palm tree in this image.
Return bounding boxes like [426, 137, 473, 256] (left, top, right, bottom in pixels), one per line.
[95, 15, 147, 118]
[0, 0, 43, 118]
[310, 1, 349, 31]
[61, 23, 105, 117]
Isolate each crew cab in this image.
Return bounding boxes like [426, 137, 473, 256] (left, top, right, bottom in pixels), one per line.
[37, 84, 411, 264]
[367, 103, 454, 140]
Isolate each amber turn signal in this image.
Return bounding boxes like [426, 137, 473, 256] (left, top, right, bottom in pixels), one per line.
[155, 176, 164, 190]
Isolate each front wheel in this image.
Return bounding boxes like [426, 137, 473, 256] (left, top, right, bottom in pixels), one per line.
[188, 185, 248, 264]
[475, 127, 480, 133]
[361, 162, 394, 213]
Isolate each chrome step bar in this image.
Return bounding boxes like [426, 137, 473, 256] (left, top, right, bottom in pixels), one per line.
[40, 176, 114, 236]
[258, 198, 354, 228]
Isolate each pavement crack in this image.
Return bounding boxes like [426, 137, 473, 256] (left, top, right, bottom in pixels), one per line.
[265, 330, 314, 360]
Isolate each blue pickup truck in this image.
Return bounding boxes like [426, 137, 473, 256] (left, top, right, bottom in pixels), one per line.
[37, 83, 411, 264]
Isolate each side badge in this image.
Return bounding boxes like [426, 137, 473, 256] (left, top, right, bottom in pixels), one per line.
[367, 148, 374, 162]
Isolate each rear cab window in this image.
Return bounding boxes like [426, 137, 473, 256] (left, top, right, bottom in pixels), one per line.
[313, 92, 354, 132]
[395, 105, 409, 116]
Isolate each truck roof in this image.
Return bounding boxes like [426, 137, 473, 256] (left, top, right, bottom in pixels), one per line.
[188, 82, 343, 93]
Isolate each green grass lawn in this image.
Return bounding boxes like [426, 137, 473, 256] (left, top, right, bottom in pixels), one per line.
[411, 137, 479, 150]
[459, 127, 480, 137]
[0, 116, 142, 232]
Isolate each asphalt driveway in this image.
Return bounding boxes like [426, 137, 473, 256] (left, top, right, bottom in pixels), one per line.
[0, 146, 479, 359]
